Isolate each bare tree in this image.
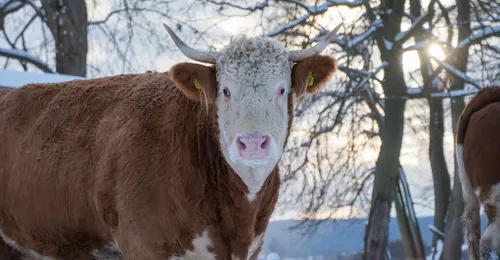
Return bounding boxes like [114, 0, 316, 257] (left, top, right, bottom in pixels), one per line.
[0, 0, 229, 77]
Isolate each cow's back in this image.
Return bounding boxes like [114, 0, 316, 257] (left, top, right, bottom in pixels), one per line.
[0, 72, 205, 258]
[457, 86, 500, 260]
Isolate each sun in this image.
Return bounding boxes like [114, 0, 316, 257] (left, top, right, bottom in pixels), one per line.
[429, 44, 445, 60]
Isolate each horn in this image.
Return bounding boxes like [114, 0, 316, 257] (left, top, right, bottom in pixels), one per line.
[163, 24, 218, 64]
[288, 24, 341, 62]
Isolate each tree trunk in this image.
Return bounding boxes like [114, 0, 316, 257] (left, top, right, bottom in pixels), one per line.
[364, 97, 406, 260]
[408, 0, 451, 255]
[41, 0, 88, 77]
[429, 99, 451, 249]
[363, 0, 407, 258]
[442, 0, 470, 258]
[395, 167, 426, 259]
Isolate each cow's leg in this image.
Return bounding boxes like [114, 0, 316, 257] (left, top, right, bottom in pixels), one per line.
[480, 183, 500, 260]
[458, 144, 482, 260]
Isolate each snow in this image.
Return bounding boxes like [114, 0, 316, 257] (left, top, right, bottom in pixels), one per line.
[0, 48, 52, 72]
[380, 9, 392, 15]
[432, 78, 442, 91]
[456, 25, 500, 49]
[403, 41, 429, 52]
[265, 253, 281, 260]
[265, 0, 363, 37]
[265, 15, 309, 37]
[384, 38, 393, 50]
[0, 69, 84, 88]
[347, 19, 382, 47]
[432, 58, 483, 89]
[407, 87, 423, 95]
[428, 225, 444, 237]
[0, 0, 23, 12]
[430, 89, 478, 98]
[426, 239, 443, 260]
[355, 61, 388, 89]
[395, 11, 429, 42]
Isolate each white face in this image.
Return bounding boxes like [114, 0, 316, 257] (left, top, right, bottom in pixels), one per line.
[215, 37, 292, 198]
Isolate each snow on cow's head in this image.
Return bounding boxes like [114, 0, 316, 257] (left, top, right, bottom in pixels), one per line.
[166, 24, 339, 199]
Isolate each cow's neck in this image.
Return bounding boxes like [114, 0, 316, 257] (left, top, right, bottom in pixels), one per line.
[200, 110, 263, 256]
[212, 163, 262, 258]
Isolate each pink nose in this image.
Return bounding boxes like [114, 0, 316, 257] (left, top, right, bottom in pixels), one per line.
[236, 134, 271, 159]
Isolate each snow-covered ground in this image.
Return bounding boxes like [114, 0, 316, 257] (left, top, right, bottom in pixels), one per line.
[0, 69, 83, 89]
[259, 215, 488, 259]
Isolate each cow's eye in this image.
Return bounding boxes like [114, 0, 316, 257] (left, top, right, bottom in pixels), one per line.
[223, 88, 231, 101]
[275, 86, 286, 99]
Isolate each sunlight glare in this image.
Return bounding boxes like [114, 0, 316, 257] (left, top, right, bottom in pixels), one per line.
[402, 50, 421, 71]
[362, 148, 378, 162]
[429, 44, 445, 60]
[295, 206, 360, 220]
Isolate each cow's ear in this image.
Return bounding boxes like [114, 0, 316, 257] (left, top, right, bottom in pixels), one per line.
[169, 62, 217, 102]
[291, 55, 337, 99]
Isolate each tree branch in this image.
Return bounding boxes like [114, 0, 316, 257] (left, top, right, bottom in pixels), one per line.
[0, 47, 52, 72]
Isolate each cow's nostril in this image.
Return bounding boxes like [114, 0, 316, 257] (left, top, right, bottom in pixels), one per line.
[237, 137, 246, 151]
[261, 136, 270, 149]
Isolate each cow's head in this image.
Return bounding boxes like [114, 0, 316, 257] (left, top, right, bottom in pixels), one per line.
[165, 24, 338, 198]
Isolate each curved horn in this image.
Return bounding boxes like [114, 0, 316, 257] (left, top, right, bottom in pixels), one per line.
[288, 24, 342, 62]
[163, 24, 218, 64]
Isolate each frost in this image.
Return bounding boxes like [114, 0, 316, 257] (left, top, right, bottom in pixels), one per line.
[384, 38, 393, 50]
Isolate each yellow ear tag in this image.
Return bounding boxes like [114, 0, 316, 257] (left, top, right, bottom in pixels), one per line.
[307, 75, 315, 88]
[194, 79, 201, 90]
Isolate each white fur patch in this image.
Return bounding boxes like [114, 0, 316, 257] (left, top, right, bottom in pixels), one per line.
[170, 230, 216, 260]
[91, 241, 122, 260]
[457, 144, 482, 260]
[214, 35, 290, 200]
[480, 183, 500, 259]
[0, 230, 53, 260]
[247, 233, 264, 259]
[475, 188, 482, 198]
[457, 145, 479, 207]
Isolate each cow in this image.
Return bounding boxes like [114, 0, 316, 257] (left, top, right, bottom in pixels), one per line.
[0, 24, 340, 260]
[457, 86, 500, 260]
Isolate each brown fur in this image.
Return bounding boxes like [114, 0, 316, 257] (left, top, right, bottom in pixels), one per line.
[457, 86, 500, 259]
[0, 55, 336, 259]
[292, 55, 337, 98]
[458, 87, 500, 206]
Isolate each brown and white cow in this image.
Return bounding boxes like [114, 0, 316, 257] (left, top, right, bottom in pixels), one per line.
[457, 86, 500, 260]
[0, 24, 340, 259]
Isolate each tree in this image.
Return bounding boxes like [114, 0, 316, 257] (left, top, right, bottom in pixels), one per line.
[0, 0, 225, 77]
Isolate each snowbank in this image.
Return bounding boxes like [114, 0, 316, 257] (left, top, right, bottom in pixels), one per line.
[0, 69, 84, 88]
